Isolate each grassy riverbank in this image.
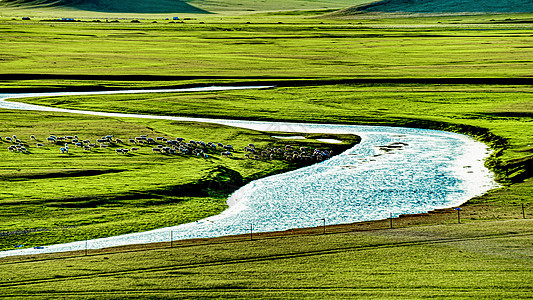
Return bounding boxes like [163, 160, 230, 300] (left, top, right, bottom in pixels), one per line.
[0, 110, 358, 250]
[0, 219, 530, 298]
[19, 83, 533, 183]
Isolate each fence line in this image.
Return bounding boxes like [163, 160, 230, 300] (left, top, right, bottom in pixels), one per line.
[2, 204, 529, 263]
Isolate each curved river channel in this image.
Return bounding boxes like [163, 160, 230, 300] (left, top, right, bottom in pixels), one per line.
[0, 86, 499, 257]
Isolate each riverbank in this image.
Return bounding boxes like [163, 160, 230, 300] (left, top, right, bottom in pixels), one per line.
[13, 82, 530, 184]
[0, 95, 497, 257]
[1, 210, 530, 298]
[0, 97, 361, 252]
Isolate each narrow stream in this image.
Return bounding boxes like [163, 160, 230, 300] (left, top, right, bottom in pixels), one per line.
[0, 87, 499, 257]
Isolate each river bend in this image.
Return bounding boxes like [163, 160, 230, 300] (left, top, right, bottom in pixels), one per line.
[0, 87, 499, 257]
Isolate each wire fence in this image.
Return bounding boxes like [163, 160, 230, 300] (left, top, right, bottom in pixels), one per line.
[1, 203, 529, 263]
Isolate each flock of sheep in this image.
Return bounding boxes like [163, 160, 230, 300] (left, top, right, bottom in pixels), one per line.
[3, 134, 334, 162]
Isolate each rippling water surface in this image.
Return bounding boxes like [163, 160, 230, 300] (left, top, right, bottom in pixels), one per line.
[0, 87, 499, 257]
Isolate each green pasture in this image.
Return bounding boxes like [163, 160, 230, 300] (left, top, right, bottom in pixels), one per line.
[0, 13, 532, 89]
[0, 220, 530, 298]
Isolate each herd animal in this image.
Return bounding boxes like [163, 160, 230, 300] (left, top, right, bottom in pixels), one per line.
[1, 133, 335, 163]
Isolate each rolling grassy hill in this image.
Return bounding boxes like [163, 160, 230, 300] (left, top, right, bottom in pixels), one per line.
[0, 0, 370, 14]
[0, 0, 209, 13]
[344, 0, 533, 14]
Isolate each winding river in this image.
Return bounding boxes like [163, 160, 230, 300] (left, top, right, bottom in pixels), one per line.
[0, 86, 499, 257]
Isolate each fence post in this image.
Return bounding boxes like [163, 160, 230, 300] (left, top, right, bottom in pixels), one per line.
[390, 213, 393, 229]
[85, 239, 88, 256]
[455, 207, 461, 224]
[523, 203, 526, 219]
[322, 218, 326, 234]
[170, 231, 173, 248]
[250, 224, 253, 241]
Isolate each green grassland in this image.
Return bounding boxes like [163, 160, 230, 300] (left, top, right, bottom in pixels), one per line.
[0, 9, 532, 298]
[0, 13, 532, 87]
[0, 220, 530, 298]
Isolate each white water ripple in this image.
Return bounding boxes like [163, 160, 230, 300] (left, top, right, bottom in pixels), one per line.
[0, 87, 499, 257]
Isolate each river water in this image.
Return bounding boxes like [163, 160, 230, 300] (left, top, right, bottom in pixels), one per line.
[0, 87, 499, 257]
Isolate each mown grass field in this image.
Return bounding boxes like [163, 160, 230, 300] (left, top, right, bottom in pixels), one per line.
[0, 7, 532, 299]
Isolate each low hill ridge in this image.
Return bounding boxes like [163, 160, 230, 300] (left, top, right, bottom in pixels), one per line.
[0, 0, 209, 13]
[348, 0, 533, 13]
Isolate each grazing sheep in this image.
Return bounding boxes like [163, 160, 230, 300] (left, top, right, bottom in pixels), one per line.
[60, 147, 68, 153]
[116, 138, 123, 144]
[30, 135, 36, 140]
[129, 139, 136, 143]
[221, 151, 232, 157]
[248, 143, 255, 148]
[115, 149, 124, 154]
[152, 148, 161, 153]
[131, 147, 139, 152]
[5, 137, 12, 142]
[46, 137, 56, 142]
[36, 143, 44, 147]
